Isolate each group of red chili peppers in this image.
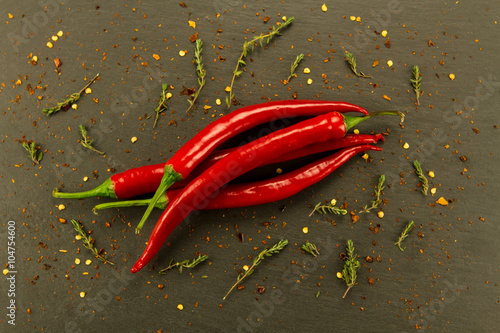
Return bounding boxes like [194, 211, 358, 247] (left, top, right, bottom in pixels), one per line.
[53, 100, 403, 273]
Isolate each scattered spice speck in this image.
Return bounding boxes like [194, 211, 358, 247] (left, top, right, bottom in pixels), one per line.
[437, 197, 448, 206]
[188, 20, 196, 28]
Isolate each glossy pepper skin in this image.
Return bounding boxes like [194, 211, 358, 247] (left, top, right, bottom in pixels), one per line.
[92, 134, 384, 213]
[131, 111, 351, 273]
[53, 100, 369, 200]
[113, 144, 382, 212]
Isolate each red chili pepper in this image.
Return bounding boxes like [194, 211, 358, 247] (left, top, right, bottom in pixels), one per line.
[93, 134, 384, 214]
[131, 111, 403, 272]
[93, 143, 382, 213]
[53, 100, 369, 200]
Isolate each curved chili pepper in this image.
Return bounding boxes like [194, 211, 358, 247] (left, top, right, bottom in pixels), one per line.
[131, 111, 403, 272]
[94, 144, 382, 213]
[53, 100, 369, 200]
[93, 134, 384, 214]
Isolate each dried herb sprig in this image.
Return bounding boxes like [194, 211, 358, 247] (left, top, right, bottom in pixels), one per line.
[360, 175, 385, 213]
[226, 17, 294, 108]
[159, 254, 208, 274]
[79, 125, 104, 154]
[285, 53, 304, 84]
[395, 221, 414, 251]
[70, 219, 114, 265]
[301, 242, 319, 257]
[223, 239, 288, 300]
[342, 239, 360, 298]
[410, 65, 422, 105]
[22, 141, 43, 164]
[412, 160, 428, 195]
[186, 38, 206, 113]
[345, 52, 371, 78]
[154, 83, 170, 128]
[309, 199, 347, 216]
[42, 73, 99, 116]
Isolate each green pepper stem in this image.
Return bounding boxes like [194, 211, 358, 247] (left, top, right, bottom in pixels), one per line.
[52, 178, 117, 199]
[135, 164, 183, 234]
[93, 194, 169, 214]
[344, 111, 404, 131]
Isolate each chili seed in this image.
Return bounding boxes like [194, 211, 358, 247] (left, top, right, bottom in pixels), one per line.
[321, 4, 327, 11]
[79, 292, 86, 298]
[303, 68, 311, 74]
[430, 188, 437, 195]
[330, 199, 337, 206]
[179, 50, 186, 57]
[350, 16, 356, 21]
[85, 88, 92, 94]
[51, 35, 58, 41]
[336, 272, 343, 278]
[276, 168, 283, 174]
[58, 204, 66, 211]
[381, 30, 388, 37]
[216, 99, 221, 105]
[362, 153, 369, 160]
[403, 142, 410, 149]
[377, 211, 384, 218]
[243, 265, 249, 271]
[72, 104, 78, 110]
[57, 30, 64, 37]
[83, 176, 89, 182]
[75, 235, 82, 240]
[353, 129, 360, 134]
[302, 227, 309, 234]
[428, 171, 435, 178]
[177, 304, 184, 310]
[307, 78, 313, 84]
[46, 41, 53, 48]
[449, 73, 455, 80]
[387, 60, 393, 67]
[75, 258, 81, 264]
[85, 259, 92, 265]
[131, 137, 138, 143]
[3, 269, 9, 275]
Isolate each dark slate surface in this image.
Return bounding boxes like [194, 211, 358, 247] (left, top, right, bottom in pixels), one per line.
[1, 1, 499, 332]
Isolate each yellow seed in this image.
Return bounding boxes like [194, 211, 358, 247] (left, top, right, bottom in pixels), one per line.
[243, 265, 249, 271]
[356, 16, 361, 22]
[436, 197, 448, 206]
[79, 292, 86, 298]
[85, 259, 92, 265]
[46, 41, 53, 48]
[381, 30, 388, 37]
[32, 55, 38, 62]
[75, 258, 81, 265]
[8, 13, 13, 19]
[282, 16, 287, 21]
[58, 204, 66, 211]
[57, 30, 64, 37]
[387, 60, 393, 67]
[321, 4, 327, 12]
[225, 86, 231, 92]
[51, 35, 58, 42]
[428, 171, 435, 178]
[85, 88, 92, 94]
[377, 211, 384, 218]
[303, 67, 311, 74]
[403, 142, 410, 149]
[302, 227, 309, 234]
[353, 129, 360, 134]
[330, 199, 337, 206]
[307, 78, 313, 85]
[75, 235, 82, 240]
[179, 50, 186, 57]
[131, 137, 138, 143]
[82, 272, 89, 275]
[216, 99, 221, 105]
[83, 176, 89, 182]
[166, 92, 172, 99]
[71, 104, 78, 110]
[337, 272, 343, 279]
[449, 73, 455, 80]
[153, 54, 160, 61]
[350, 16, 356, 21]
[3, 269, 9, 275]
[15, 79, 21, 85]
[276, 168, 283, 174]
[430, 188, 437, 195]
[362, 153, 369, 160]
[177, 304, 184, 310]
